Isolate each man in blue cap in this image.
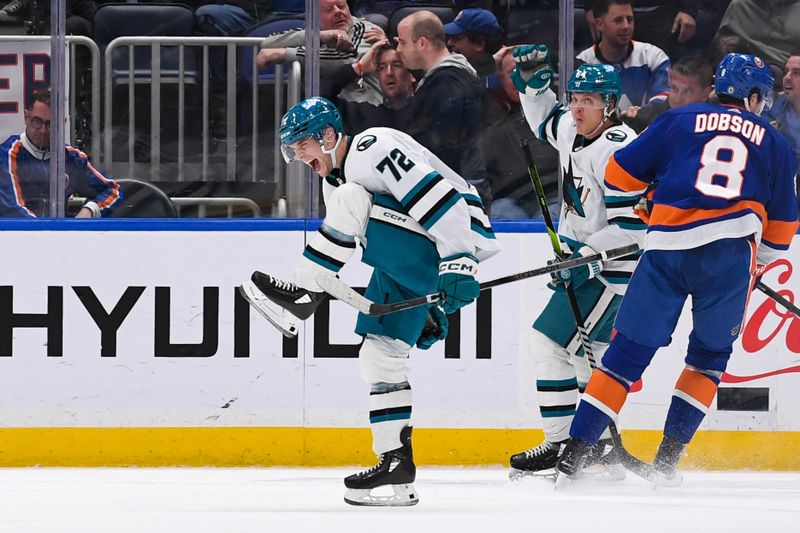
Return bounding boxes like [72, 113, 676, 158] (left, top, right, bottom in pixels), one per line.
[444, 8, 503, 78]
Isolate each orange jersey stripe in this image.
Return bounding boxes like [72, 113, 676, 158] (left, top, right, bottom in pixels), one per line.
[605, 154, 650, 193]
[675, 368, 718, 408]
[649, 200, 767, 228]
[9, 141, 27, 207]
[762, 219, 799, 246]
[584, 370, 629, 415]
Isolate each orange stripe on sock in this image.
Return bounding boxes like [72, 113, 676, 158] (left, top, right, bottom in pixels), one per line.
[675, 368, 718, 408]
[584, 370, 628, 414]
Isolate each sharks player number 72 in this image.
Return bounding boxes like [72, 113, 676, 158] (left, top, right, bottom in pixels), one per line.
[239, 97, 499, 506]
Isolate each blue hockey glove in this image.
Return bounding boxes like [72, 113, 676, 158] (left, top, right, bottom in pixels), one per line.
[416, 306, 449, 350]
[437, 253, 480, 314]
[511, 44, 553, 94]
[552, 245, 603, 291]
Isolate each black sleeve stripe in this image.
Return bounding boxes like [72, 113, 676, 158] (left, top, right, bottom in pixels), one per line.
[418, 188, 459, 227]
[470, 216, 493, 233]
[403, 174, 444, 211]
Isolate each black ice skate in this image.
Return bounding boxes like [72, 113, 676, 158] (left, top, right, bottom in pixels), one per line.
[554, 438, 591, 486]
[344, 426, 418, 507]
[584, 437, 626, 481]
[508, 439, 567, 480]
[238, 271, 327, 338]
[650, 435, 685, 486]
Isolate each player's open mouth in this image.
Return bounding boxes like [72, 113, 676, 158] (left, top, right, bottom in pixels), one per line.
[311, 158, 322, 172]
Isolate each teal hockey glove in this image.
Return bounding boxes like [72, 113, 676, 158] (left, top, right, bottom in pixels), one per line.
[511, 44, 553, 93]
[437, 253, 480, 314]
[416, 306, 449, 350]
[552, 245, 603, 290]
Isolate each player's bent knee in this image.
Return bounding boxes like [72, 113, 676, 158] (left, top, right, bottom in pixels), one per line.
[600, 333, 659, 383]
[325, 183, 372, 237]
[529, 328, 571, 364]
[359, 335, 411, 384]
[685, 335, 732, 374]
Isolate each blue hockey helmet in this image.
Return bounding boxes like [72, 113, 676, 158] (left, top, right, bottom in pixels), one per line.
[279, 97, 344, 162]
[567, 63, 622, 106]
[714, 53, 774, 111]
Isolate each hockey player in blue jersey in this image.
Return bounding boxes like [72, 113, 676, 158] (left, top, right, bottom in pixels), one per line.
[507, 45, 645, 478]
[239, 97, 499, 506]
[556, 53, 800, 483]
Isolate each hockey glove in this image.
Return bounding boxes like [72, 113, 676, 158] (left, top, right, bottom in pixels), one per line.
[416, 306, 449, 350]
[437, 253, 480, 314]
[511, 44, 553, 94]
[552, 245, 603, 290]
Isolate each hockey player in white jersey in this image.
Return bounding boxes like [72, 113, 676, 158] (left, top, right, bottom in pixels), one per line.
[240, 96, 499, 506]
[507, 45, 645, 478]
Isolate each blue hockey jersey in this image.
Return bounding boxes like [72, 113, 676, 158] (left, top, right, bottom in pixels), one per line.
[605, 102, 799, 265]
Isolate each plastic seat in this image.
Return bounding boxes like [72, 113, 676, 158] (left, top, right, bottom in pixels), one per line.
[387, 4, 456, 39]
[110, 179, 179, 218]
[93, 3, 199, 85]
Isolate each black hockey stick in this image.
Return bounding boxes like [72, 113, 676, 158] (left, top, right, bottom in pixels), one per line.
[757, 281, 800, 318]
[522, 139, 643, 480]
[316, 243, 639, 317]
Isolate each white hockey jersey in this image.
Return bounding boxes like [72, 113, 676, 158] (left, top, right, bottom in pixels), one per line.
[326, 127, 501, 263]
[519, 86, 645, 293]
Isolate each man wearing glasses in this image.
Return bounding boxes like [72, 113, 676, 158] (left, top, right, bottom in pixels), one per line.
[0, 88, 121, 218]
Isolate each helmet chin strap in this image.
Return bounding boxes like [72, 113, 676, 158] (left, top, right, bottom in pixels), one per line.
[321, 132, 344, 169]
[744, 97, 765, 116]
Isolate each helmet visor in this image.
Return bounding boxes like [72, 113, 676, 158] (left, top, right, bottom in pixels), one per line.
[568, 92, 608, 109]
[761, 86, 774, 111]
[281, 143, 299, 164]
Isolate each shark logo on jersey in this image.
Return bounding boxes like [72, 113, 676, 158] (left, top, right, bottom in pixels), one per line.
[562, 158, 586, 217]
[357, 135, 377, 151]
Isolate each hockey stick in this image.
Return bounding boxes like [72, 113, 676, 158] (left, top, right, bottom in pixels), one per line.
[757, 281, 800, 318]
[522, 139, 643, 480]
[316, 243, 639, 317]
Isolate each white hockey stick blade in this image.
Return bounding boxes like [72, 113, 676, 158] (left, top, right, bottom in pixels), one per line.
[316, 271, 373, 315]
[239, 281, 300, 338]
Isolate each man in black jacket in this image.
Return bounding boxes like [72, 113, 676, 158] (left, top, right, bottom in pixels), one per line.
[395, 10, 490, 212]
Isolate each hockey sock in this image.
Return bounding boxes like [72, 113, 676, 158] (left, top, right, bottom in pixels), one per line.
[294, 224, 357, 291]
[369, 381, 412, 455]
[570, 369, 628, 445]
[663, 366, 720, 444]
[536, 362, 580, 443]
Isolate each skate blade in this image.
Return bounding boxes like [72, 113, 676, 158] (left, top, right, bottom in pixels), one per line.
[554, 471, 578, 490]
[583, 462, 626, 482]
[649, 471, 683, 488]
[239, 282, 300, 338]
[508, 467, 557, 481]
[343, 483, 419, 507]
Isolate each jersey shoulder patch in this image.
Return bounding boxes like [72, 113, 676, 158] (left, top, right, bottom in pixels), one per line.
[605, 129, 628, 143]
[356, 134, 378, 151]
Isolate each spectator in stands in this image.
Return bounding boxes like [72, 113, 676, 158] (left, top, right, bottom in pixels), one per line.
[444, 8, 503, 79]
[585, 0, 697, 58]
[621, 55, 714, 133]
[483, 49, 559, 219]
[578, 0, 671, 110]
[256, 0, 386, 105]
[0, 0, 97, 35]
[323, 40, 416, 133]
[395, 10, 490, 213]
[714, 0, 800, 69]
[764, 53, 800, 170]
[0, 89, 121, 218]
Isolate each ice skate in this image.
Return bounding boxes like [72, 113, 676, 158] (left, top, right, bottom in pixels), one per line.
[584, 438, 626, 482]
[508, 439, 566, 480]
[554, 438, 591, 488]
[239, 271, 327, 338]
[344, 426, 418, 507]
[649, 435, 685, 487]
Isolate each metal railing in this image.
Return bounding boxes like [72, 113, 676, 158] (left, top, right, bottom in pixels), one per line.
[102, 36, 302, 189]
[171, 197, 261, 218]
[0, 35, 100, 158]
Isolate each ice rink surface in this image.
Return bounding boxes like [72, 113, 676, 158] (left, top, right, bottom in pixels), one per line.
[1, 467, 798, 533]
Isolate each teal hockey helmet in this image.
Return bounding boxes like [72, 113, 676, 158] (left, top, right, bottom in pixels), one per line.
[279, 97, 343, 162]
[567, 63, 622, 106]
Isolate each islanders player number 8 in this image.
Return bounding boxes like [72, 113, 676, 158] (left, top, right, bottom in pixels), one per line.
[695, 136, 748, 199]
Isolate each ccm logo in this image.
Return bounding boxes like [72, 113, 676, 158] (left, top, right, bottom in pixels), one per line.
[439, 264, 476, 274]
[383, 212, 407, 223]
